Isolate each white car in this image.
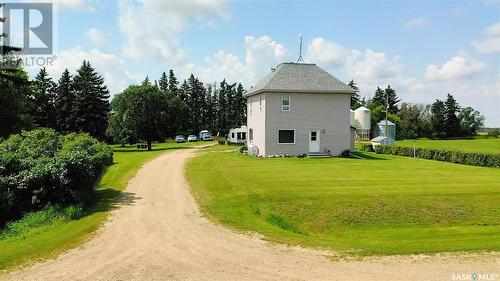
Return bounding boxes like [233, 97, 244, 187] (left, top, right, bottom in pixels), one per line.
[187, 135, 197, 142]
[175, 135, 185, 143]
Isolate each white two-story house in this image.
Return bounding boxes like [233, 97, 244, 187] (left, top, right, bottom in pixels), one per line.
[245, 62, 356, 157]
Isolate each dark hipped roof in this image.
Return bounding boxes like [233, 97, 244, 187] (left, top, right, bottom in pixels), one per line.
[245, 62, 356, 97]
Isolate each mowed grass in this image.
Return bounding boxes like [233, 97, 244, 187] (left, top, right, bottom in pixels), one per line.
[396, 137, 500, 154]
[0, 140, 214, 271]
[187, 146, 500, 256]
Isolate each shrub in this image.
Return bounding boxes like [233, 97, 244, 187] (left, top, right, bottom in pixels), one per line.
[0, 129, 113, 226]
[488, 129, 499, 137]
[374, 145, 500, 168]
[218, 138, 226, 145]
[358, 143, 374, 152]
[339, 150, 351, 158]
[239, 146, 248, 154]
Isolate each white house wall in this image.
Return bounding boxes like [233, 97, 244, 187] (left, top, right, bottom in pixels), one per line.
[264, 92, 351, 156]
[246, 93, 266, 156]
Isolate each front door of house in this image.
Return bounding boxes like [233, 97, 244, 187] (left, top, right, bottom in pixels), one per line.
[309, 130, 320, 152]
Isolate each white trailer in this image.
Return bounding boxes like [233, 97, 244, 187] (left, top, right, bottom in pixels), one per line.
[228, 126, 247, 144]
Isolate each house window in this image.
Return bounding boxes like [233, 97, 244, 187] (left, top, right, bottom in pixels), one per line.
[278, 130, 295, 144]
[281, 96, 290, 111]
[249, 128, 253, 141]
[231, 132, 235, 138]
[259, 96, 262, 111]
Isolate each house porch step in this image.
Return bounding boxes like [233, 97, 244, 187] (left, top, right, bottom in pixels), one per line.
[307, 152, 331, 158]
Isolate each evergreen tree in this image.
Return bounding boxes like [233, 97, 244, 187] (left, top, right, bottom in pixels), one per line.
[203, 83, 217, 131]
[431, 99, 446, 138]
[31, 67, 57, 128]
[142, 76, 151, 85]
[72, 61, 110, 140]
[186, 74, 205, 133]
[371, 85, 400, 114]
[55, 69, 75, 133]
[0, 4, 33, 138]
[168, 69, 179, 96]
[217, 80, 229, 134]
[158, 72, 168, 92]
[348, 80, 361, 109]
[234, 83, 246, 127]
[444, 93, 460, 137]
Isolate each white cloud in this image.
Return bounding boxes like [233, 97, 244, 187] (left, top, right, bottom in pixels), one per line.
[118, 0, 229, 64]
[35, 47, 141, 95]
[85, 28, 106, 46]
[305, 37, 346, 68]
[346, 49, 404, 80]
[425, 50, 485, 80]
[402, 18, 429, 30]
[472, 21, 500, 54]
[181, 35, 289, 87]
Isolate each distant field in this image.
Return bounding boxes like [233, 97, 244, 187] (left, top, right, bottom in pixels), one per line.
[187, 146, 500, 256]
[0, 141, 215, 270]
[396, 137, 500, 154]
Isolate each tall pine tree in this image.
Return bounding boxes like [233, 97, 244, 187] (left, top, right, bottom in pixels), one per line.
[444, 93, 460, 137]
[348, 80, 361, 109]
[72, 61, 110, 140]
[31, 67, 57, 128]
[55, 69, 75, 133]
[431, 99, 446, 138]
[158, 72, 168, 92]
[168, 69, 179, 96]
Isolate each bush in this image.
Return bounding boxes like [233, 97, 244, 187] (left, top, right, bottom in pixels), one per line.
[374, 145, 500, 168]
[239, 146, 248, 154]
[0, 129, 113, 226]
[488, 129, 499, 137]
[358, 143, 374, 152]
[218, 138, 226, 145]
[339, 150, 351, 158]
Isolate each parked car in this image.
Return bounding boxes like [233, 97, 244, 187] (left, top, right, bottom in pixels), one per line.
[175, 135, 185, 143]
[199, 130, 213, 141]
[187, 135, 197, 142]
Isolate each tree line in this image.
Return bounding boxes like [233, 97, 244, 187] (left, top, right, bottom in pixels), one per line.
[1, 63, 247, 146]
[348, 81, 485, 139]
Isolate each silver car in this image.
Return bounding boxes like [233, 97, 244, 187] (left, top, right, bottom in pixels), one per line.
[175, 135, 185, 143]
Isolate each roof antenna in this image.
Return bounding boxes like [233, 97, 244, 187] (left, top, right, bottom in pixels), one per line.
[297, 33, 304, 63]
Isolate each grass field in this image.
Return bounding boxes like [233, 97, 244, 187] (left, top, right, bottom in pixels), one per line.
[187, 146, 500, 256]
[395, 137, 500, 154]
[0, 140, 214, 271]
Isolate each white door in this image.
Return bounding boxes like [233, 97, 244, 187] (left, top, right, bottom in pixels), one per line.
[309, 130, 320, 152]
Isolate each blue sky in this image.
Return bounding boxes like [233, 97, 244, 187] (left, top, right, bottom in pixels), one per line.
[11, 0, 500, 126]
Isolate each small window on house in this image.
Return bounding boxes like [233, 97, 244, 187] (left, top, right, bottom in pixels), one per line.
[259, 96, 262, 111]
[231, 132, 235, 138]
[238, 132, 246, 140]
[282, 96, 290, 111]
[278, 130, 295, 144]
[249, 128, 253, 141]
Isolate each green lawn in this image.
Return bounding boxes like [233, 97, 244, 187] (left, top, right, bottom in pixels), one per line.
[186, 146, 500, 256]
[395, 137, 500, 154]
[0, 140, 214, 271]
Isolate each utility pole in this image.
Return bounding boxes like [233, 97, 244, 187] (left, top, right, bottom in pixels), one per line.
[385, 90, 388, 138]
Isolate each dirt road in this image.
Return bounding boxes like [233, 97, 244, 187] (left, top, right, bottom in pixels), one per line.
[2, 149, 498, 281]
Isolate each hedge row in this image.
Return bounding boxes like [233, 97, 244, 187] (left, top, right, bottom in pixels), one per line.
[367, 144, 500, 168]
[0, 129, 113, 226]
